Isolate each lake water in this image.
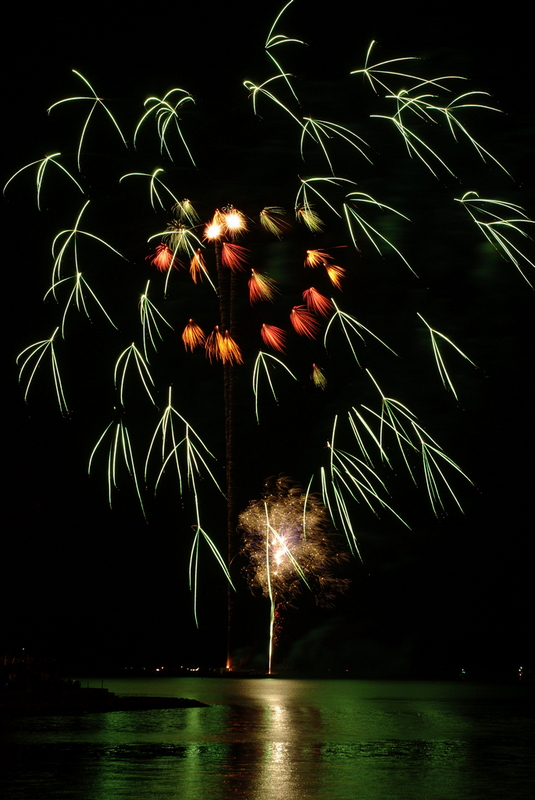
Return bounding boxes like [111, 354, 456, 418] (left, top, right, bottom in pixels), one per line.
[1, 677, 534, 799]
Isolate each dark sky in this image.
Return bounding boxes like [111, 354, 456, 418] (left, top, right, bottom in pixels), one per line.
[2, 2, 534, 677]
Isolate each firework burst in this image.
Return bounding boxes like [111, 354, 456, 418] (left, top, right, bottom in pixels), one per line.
[222, 206, 248, 238]
[303, 287, 333, 316]
[260, 323, 286, 352]
[239, 475, 350, 671]
[147, 243, 176, 272]
[290, 305, 320, 338]
[249, 269, 279, 303]
[182, 319, 206, 352]
[311, 363, 327, 389]
[305, 249, 330, 268]
[189, 249, 208, 283]
[240, 476, 350, 603]
[296, 203, 324, 231]
[221, 242, 249, 271]
[259, 206, 290, 237]
[205, 326, 243, 365]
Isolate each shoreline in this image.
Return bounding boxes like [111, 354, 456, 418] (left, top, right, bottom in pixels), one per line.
[0, 688, 208, 716]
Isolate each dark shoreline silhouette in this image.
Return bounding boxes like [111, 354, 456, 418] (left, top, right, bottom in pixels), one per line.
[0, 688, 208, 716]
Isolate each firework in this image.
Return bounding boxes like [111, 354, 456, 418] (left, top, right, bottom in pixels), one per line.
[221, 242, 249, 271]
[50, 200, 125, 293]
[252, 351, 297, 423]
[203, 213, 223, 240]
[311, 363, 327, 389]
[114, 344, 156, 407]
[303, 288, 333, 316]
[120, 169, 181, 212]
[325, 263, 345, 290]
[295, 203, 324, 231]
[264, 0, 305, 103]
[259, 206, 290, 237]
[249, 269, 279, 303]
[47, 70, 127, 171]
[139, 281, 173, 360]
[205, 327, 243, 365]
[189, 249, 208, 283]
[456, 192, 535, 286]
[304, 249, 330, 268]
[417, 313, 477, 400]
[174, 199, 200, 225]
[11, 8, 529, 648]
[182, 319, 206, 352]
[16, 328, 68, 416]
[220, 331, 244, 365]
[222, 206, 248, 238]
[161, 221, 200, 257]
[239, 475, 350, 671]
[133, 87, 196, 165]
[260, 323, 286, 353]
[147, 243, 176, 272]
[290, 305, 320, 338]
[301, 117, 372, 175]
[3, 153, 84, 211]
[89, 418, 146, 516]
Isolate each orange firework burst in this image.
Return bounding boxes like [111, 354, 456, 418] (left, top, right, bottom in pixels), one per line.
[190, 249, 209, 283]
[205, 326, 243, 364]
[147, 243, 176, 272]
[220, 330, 243, 364]
[260, 324, 286, 353]
[249, 270, 279, 304]
[182, 319, 205, 351]
[302, 287, 333, 316]
[311, 363, 327, 389]
[290, 306, 320, 339]
[325, 263, 345, 289]
[259, 206, 290, 237]
[222, 242, 249, 272]
[304, 249, 330, 268]
[205, 326, 224, 362]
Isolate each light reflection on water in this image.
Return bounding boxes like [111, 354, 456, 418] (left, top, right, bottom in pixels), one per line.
[1, 679, 534, 799]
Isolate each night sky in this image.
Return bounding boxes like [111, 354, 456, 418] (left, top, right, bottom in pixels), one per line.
[2, 2, 534, 678]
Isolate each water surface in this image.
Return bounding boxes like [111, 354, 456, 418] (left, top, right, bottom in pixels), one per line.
[1, 678, 533, 799]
